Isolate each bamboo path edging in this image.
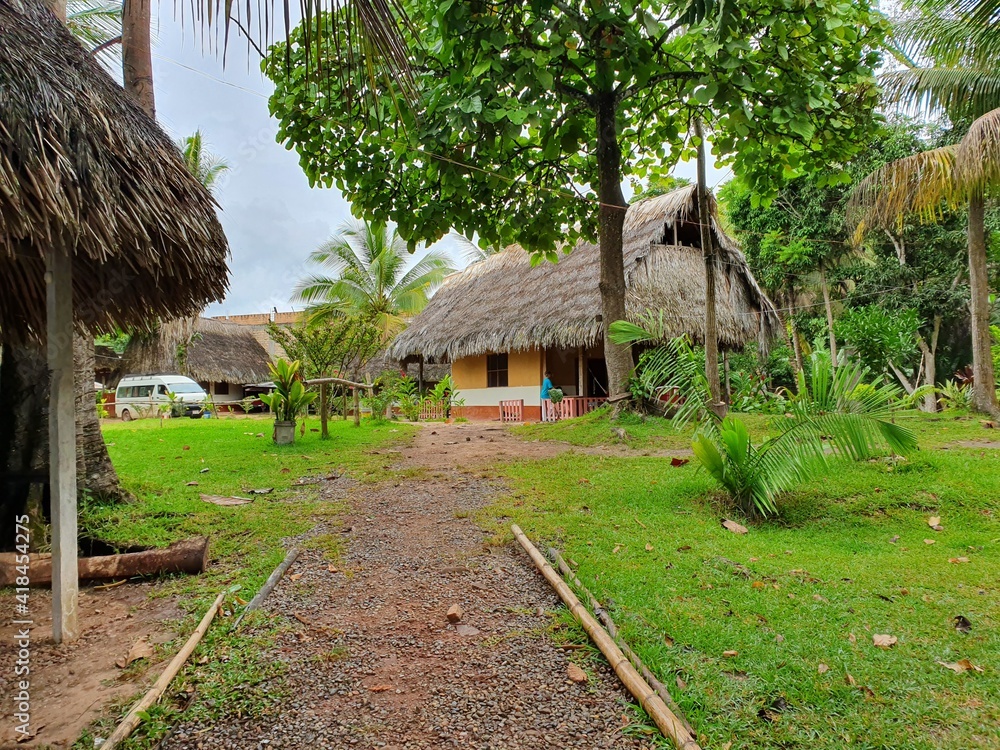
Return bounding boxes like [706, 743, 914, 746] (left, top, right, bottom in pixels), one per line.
[101, 592, 225, 750]
[232, 547, 301, 631]
[547, 546, 696, 738]
[511, 525, 702, 750]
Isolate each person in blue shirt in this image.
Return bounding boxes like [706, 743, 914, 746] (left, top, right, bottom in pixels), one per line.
[540, 371, 554, 422]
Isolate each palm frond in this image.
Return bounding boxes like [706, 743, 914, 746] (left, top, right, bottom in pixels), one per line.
[846, 146, 959, 236]
[881, 67, 1000, 121]
[956, 106, 1000, 191]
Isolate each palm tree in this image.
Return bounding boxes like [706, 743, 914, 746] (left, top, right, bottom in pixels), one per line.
[66, 0, 122, 56]
[849, 0, 1000, 416]
[295, 220, 456, 342]
[178, 130, 230, 194]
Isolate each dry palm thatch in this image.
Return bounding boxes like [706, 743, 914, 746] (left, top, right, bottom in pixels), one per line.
[845, 146, 959, 237]
[0, 0, 229, 345]
[390, 185, 780, 363]
[956, 106, 1000, 190]
[119, 318, 273, 385]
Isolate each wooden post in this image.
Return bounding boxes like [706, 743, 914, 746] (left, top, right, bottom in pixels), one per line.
[47, 247, 78, 643]
[418, 357, 425, 394]
[695, 118, 725, 418]
[319, 383, 329, 439]
[577, 346, 586, 398]
[353, 387, 361, 427]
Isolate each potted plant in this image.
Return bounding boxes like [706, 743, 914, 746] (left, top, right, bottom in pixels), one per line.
[263, 359, 317, 445]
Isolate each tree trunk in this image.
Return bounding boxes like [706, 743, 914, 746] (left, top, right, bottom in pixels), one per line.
[694, 119, 725, 417]
[918, 316, 941, 413]
[122, 0, 155, 118]
[74, 334, 129, 501]
[819, 260, 838, 367]
[790, 317, 804, 376]
[320, 383, 329, 439]
[594, 91, 633, 411]
[967, 194, 999, 416]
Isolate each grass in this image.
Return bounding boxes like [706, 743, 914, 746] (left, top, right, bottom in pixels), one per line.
[72, 415, 415, 749]
[485, 409, 1000, 750]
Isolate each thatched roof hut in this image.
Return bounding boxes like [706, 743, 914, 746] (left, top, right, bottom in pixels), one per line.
[390, 185, 780, 363]
[0, 0, 229, 343]
[118, 317, 273, 386]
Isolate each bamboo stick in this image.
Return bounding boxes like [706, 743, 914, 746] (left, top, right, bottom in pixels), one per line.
[547, 547, 695, 737]
[101, 592, 225, 750]
[231, 547, 300, 630]
[511, 525, 701, 750]
[305, 376, 374, 389]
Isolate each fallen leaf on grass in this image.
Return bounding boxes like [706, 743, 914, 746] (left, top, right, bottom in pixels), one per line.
[663, 634, 674, 647]
[185, 481, 199, 487]
[928, 516, 941, 528]
[721, 519, 748, 535]
[369, 684, 393, 692]
[634, 516, 647, 529]
[645, 543, 654, 552]
[567, 663, 588, 683]
[752, 581, 766, 589]
[849, 633, 857, 643]
[279, 467, 291, 474]
[199, 467, 210, 474]
[873, 634, 897, 649]
[889, 535, 900, 544]
[182, 445, 191, 451]
[937, 659, 983, 674]
[116, 637, 154, 668]
[670, 457, 689, 467]
[200, 494, 252, 506]
[676, 545, 692, 553]
[949, 557, 970, 564]
[775, 634, 785, 643]
[722, 650, 739, 658]
[612, 544, 622, 554]
[248, 488, 274, 495]
[954, 615, 972, 633]
[675, 675, 687, 690]
[923, 539, 936, 545]
[981, 420, 998, 429]
[845, 672, 856, 686]
[327, 564, 339, 573]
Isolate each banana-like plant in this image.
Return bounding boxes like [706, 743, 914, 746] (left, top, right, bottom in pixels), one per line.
[608, 322, 919, 516]
[264, 359, 318, 423]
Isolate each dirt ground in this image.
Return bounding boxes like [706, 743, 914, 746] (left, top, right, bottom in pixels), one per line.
[0, 581, 181, 748]
[1, 422, 664, 749]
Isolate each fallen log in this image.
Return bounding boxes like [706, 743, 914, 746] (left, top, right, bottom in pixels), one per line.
[0, 537, 209, 587]
[512, 525, 701, 750]
[101, 592, 225, 750]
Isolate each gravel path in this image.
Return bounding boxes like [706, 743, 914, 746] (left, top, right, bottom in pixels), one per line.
[164, 424, 655, 750]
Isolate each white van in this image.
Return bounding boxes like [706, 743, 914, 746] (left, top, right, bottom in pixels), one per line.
[115, 375, 207, 421]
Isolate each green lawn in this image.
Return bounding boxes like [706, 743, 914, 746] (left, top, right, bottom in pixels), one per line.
[91, 415, 415, 601]
[489, 410, 1000, 749]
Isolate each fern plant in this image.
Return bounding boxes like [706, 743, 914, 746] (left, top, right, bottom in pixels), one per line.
[608, 323, 918, 517]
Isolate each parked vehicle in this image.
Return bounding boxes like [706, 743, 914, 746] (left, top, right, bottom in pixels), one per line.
[115, 375, 207, 421]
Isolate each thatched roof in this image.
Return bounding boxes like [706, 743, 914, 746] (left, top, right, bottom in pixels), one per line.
[0, 0, 229, 344]
[118, 317, 273, 385]
[390, 185, 780, 362]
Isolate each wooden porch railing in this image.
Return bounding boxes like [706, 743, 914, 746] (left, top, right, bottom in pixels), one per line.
[545, 396, 607, 421]
[499, 399, 524, 423]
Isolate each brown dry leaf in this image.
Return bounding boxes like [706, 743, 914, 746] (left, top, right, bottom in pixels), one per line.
[369, 684, 393, 692]
[721, 743, 733, 750]
[675, 675, 688, 690]
[873, 634, 897, 649]
[116, 637, 154, 668]
[938, 659, 984, 674]
[860, 685, 876, 698]
[723, 650, 739, 658]
[663, 634, 674, 647]
[289, 573, 303, 581]
[634, 517, 647, 529]
[670, 457, 689, 467]
[280, 467, 291, 474]
[949, 557, 970, 564]
[200, 494, 251, 506]
[981, 420, 998, 429]
[197, 655, 210, 664]
[923, 539, 936, 545]
[721, 518, 748, 535]
[645, 543, 654, 552]
[327, 564, 339, 573]
[928, 516, 941, 528]
[775, 634, 785, 643]
[677, 545, 692, 552]
[813, 594, 825, 602]
[612, 544, 622, 554]
[849, 633, 857, 643]
[752, 581, 766, 589]
[922, 594, 932, 602]
[185, 481, 199, 487]
[845, 672, 856, 686]
[818, 663, 829, 674]
[567, 663, 588, 683]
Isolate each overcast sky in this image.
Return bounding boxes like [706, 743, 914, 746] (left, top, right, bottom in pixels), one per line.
[149, 6, 730, 316]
